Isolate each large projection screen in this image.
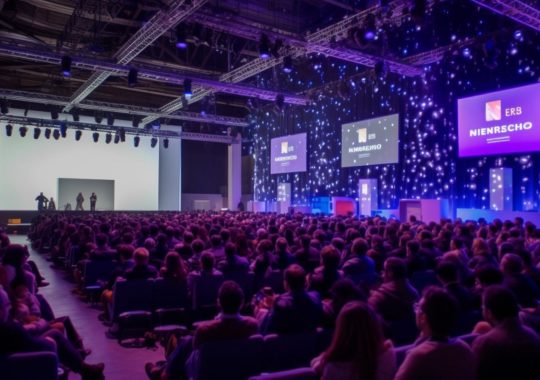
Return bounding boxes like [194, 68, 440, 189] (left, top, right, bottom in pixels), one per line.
[458, 83, 540, 157]
[58, 178, 114, 211]
[270, 133, 307, 174]
[341, 113, 399, 167]
[0, 130, 159, 210]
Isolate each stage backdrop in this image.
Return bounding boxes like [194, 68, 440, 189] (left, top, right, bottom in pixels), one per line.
[58, 178, 114, 211]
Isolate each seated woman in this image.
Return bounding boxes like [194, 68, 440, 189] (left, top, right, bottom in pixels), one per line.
[160, 251, 188, 281]
[311, 301, 396, 380]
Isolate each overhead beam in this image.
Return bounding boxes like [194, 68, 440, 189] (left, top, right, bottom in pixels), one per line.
[471, 0, 540, 32]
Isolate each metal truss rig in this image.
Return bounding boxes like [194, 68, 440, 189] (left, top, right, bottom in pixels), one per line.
[471, 0, 540, 32]
[63, 0, 208, 112]
[0, 88, 249, 127]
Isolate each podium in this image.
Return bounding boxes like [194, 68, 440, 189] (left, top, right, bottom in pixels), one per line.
[358, 179, 378, 216]
[399, 199, 449, 223]
[490, 168, 513, 211]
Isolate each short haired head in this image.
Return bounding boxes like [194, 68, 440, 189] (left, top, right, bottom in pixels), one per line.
[224, 242, 236, 258]
[500, 253, 523, 275]
[320, 245, 341, 270]
[436, 261, 459, 284]
[476, 265, 504, 288]
[383, 257, 407, 281]
[201, 252, 215, 271]
[351, 238, 369, 257]
[483, 285, 519, 323]
[117, 244, 134, 261]
[191, 239, 205, 254]
[218, 281, 244, 314]
[418, 286, 459, 337]
[284, 264, 306, 292]
[133, 247, 149, 265]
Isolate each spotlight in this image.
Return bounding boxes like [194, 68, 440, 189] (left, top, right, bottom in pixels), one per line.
[61, 56, 72, 77]
[44, 128, 51, 139]
[151, 137, 158, 148]
[19, 126, 28, 137]
[283, 56, 293, 73]
[0, 99, 8, 114]
[60, 122, 67, 138]
[5, 124, 12, 136]
[53, 129, 60, 140]
[119, 127, 126, 142]
[364, 14, 376, 41]
[509, 43, 518, 56]
[259, 34, 271, 59]
[462, 47, 472, 58]
[33, 127, 41, 140]
[134, 135, 140, 147]
[163, 138, 169, 149]
[107, 114, 115, 126]
[175, 25, 187, 49]
[75, 130, 82, 141]
[128, 68, 138, 87]
[183, 79, 192, 98]
[71, 108, 80, 122]
[105, 133, 112, 144]
[92, 132, 99, 143]
[114, 133, 120, 144]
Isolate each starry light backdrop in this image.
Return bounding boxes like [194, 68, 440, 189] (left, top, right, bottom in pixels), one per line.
[248, 1, 540, 212]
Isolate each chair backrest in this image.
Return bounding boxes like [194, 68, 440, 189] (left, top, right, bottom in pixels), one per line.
[191, 274, 224, 310]
[0, 352, 58, 380]
[152, 278, 189, 310]
[248, 368, 318, 380]
[262, 331, 322, 373]
[195, 335, 264, 380]
[410, 270, 438, 293]
[224, 272, 255, 301]
[83, 260, 117, 287]
[385, 317, 419, 346]
[111, 279, 154, 320]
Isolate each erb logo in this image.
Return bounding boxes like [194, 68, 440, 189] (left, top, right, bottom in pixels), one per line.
[485, 100, 501, 121]
[357, 128, 367, 143]
[281, 142, 288, 154]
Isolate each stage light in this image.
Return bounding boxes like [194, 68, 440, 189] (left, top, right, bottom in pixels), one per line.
[151, 137, 158, 148]
[175, 25, 187, 48]
[75, 130, 82, 141]
[5, 124, 12, 136]
[44, 128, 51, 139]
[71, 108, 80, 122]
[61, 56, 72, 77]
[364, 14, 376, 41]
[119, 127, 126, 142]
[33, 127, 41, 140]
[95, 114, 103, 124]
[19, 126, 27, 137]
[183, 79, 192, 98]
[53, 129, 60, 140]
[514, 30, 523, 41]
[105, 133, 112, 144]
[509, 43, 518, 56]
[51, 109, 59, 120]
[107, 114, 115, 126]
[128, 68, 138, 87]
[283, 56, 293, 73]
[60, 122, 67, 138]
[462, 47, 472, 58]
[134, 135, 140, 147]
[0, 99, 8, 114]
[92, 132, 99, 143]
[114, 133, 120, 144]
[163, 138, 169, 149]
[259, 34, 271, 59]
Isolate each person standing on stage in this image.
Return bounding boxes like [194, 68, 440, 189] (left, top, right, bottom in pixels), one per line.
[35, 192, 48, 211]
[90, 193, 97, 212]
[75, 192, 84, 211]
[48, 197, 56, 211]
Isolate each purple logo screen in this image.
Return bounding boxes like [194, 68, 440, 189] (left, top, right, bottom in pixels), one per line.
[458, 83, 540, 157]
[270, 133, 307, 174]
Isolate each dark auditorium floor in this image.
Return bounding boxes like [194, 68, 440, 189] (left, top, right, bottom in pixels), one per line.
[10, 235, 163, 380]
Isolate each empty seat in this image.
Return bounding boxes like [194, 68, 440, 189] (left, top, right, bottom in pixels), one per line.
[110, 279, 154, 321]
[153, 278, 189, 311]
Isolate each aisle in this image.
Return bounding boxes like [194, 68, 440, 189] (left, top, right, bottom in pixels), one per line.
[9, 235, 163, 380]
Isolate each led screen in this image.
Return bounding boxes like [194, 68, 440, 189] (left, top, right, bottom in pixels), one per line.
[270, 133, 307, 174]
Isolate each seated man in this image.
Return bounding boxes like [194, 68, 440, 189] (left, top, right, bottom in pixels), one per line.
[217, 242, 249, 274]
[436, 260, 477, 312]
[368, 257, 419, 322]
[395, 286, 475, 380]
[263, 264, 323, 334]
[342, 238, 376, 277]
[147, 281, 258, 380]
[122, 247, 158, 281]
[472, 285, 540, 380]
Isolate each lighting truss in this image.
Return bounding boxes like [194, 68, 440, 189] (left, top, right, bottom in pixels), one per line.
[63, 0, 208, 112]
[471, 0, 540, 32]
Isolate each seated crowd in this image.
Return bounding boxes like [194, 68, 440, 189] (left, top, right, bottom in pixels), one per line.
[2, 211, 540, 379]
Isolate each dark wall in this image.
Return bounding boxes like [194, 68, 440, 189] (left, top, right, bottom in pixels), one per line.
[182, 140, 228, 194]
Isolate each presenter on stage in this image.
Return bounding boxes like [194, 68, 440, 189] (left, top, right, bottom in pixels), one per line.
[90, 192, 97, 212]
[76, 192, 85, 211]
[35, 192, 48, 211]
[48, 197, 56, 211]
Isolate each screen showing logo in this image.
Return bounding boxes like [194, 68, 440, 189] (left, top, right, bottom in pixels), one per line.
[485, 100, 501, 121]
[270, 133, 307, 174]
[357, 128, 367, 143]
[361, 183, 368, 195]
[281, 141, 288, 154]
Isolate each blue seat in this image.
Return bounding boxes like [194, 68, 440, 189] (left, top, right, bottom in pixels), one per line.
[191, 274, 224, 310]
[110, 279, 154, 321]
[153, 278, 189, 310]
[263, 331, 322, 372]
[193, 335, 265, 380]
[249, 368, 318, 380]
[82, 260, 117, 291]
[0, 352, 58, 380]
[410, 270, 439, 293]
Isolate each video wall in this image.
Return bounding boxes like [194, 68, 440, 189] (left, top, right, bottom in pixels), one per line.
[458, 83, 540, 157]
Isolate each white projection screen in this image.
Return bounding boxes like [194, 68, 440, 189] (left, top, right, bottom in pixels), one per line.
[58, 178, 115, 211]
[0, 130, 159, 210]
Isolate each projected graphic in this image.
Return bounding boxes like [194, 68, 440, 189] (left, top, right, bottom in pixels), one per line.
[341, 114, 399, 167]
[458, 83, 540, 157]
[270, 133, 307, 174]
